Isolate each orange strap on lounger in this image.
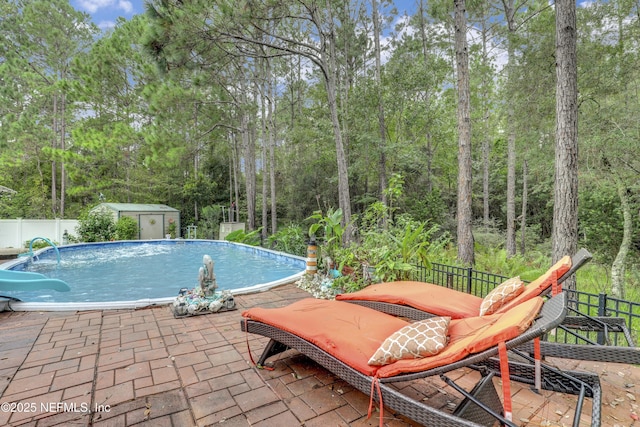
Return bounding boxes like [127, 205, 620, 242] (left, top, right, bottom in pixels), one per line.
[534, 337, 542, 392]
[498, 342, 513, 422]
[368, 374, 384, 427]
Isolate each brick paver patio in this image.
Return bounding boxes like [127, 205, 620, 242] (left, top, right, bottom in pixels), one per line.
[0, 283, 637, 426]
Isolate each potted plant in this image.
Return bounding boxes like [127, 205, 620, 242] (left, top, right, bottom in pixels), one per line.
[167, 218, 177, 238]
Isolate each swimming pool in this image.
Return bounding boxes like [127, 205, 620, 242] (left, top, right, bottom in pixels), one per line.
[1, 240, 305, 310]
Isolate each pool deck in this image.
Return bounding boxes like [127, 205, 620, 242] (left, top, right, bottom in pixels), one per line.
[0, 282, 638, 427]
[0, 248, 27, 261]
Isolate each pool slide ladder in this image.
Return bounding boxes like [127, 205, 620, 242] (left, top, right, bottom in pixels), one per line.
[19, 236, 61, 265]
[1, 237, 70, 293]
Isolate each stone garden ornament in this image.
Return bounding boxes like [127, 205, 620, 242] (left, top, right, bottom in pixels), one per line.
[171, 254, 236, 317]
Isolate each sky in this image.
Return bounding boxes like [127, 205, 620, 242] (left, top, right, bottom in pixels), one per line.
[74, 0, 418, 32]
[74, 0, 593, 33]
[73, 0, 146, 31]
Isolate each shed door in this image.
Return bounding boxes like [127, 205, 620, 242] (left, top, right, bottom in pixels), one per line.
[139, 214, 164, 239]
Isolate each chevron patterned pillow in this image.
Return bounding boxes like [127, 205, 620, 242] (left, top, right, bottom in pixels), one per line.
[368, 316, 450, 366]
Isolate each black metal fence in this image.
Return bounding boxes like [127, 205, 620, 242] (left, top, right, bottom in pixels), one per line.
[413, 262, 640, 346]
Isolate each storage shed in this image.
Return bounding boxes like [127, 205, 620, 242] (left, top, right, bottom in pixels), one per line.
[91, 203, 180, 240]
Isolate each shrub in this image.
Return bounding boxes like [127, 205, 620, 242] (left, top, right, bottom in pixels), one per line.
[267, 224, 307, 256]
[196, 205, 223, 239]
[115, 216, 138, 240]
[225, 228, 262, 246]
[76, 210, 116, 242]
[167, 221, 177, 238]
[24, 238, 58, 250]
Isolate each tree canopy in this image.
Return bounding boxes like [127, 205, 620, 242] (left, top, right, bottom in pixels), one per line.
[1, 0, 639, 293]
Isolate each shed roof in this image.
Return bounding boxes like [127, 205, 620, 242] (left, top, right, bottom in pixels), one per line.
[92, 203, 179, 213]
[0, 185, 17, 194]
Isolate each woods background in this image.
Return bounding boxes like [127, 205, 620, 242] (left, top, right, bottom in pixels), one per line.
[1, 0, 638, 292]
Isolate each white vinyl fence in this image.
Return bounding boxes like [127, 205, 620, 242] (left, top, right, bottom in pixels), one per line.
[0, 219, 79, 248]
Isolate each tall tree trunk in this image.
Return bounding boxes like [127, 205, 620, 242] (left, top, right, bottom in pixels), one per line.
[506, 125, 516, 256]
[454, 0, 474, 266]
[552, 0, 579, 290]
[480, 12, 490, 230]
[323, 30, 352, 241]
[482, 135, 490, 229]
[261, 144, 268, 238]
[418, 0, 433, 192]
[338, 4, 351, 201]
[611, 175, 631, 298]
[268, 80, 277, 235]
[304, 2, 352, 241]
[193, 102, 199, 221]
[60, 91, 66, 218]
[228, 140, 233, 224]
[51, 94, 58, 217]
[232, 133, 240, 223]
[261, 80, 268, 240]
[297, 55, 302, 118]
[504, 0, 517, 257]
[230, 133, 240, 223]
[243, 107, 256, 230]
[609, 2, 629, 300]
[372, 0, 388, 205]
[520, 159, 528, 255]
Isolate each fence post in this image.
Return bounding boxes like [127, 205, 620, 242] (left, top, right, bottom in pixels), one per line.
[17, 218, 23, 247]
[467, 267, 473, 294]
[55, 218, 61, 243]
[597, 293, 607, 345]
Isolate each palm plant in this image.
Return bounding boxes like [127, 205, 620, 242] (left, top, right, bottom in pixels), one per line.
[375, 221, 436, 281]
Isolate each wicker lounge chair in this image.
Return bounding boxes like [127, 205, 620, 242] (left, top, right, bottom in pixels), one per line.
[337, 249, 640, 364]
[242, 293, 601, 427]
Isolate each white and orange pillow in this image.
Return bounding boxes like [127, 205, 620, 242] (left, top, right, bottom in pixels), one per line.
[479, 276, 525, 316]
[368, 316, 450, 366]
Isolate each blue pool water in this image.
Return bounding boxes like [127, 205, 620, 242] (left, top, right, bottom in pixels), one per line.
[2, 240, 304, 303]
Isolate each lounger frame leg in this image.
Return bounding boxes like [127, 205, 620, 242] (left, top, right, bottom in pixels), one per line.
[449, 372, 511, 427]
[475, 354, 601, 427]
[256, 339, 290, 367]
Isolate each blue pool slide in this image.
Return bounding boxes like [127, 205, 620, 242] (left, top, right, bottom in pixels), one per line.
[0, 269, 70, 292]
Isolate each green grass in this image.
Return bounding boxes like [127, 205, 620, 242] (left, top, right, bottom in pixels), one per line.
[468, 246, 640, 303]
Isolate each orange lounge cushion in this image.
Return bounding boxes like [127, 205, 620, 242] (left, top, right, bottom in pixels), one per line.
[336, 255, 571, 319]
[376, 297, 543, 378]
[243, 298, 407, 376]
[336, 281, 483, 319]
[243, 296, 543, 379]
